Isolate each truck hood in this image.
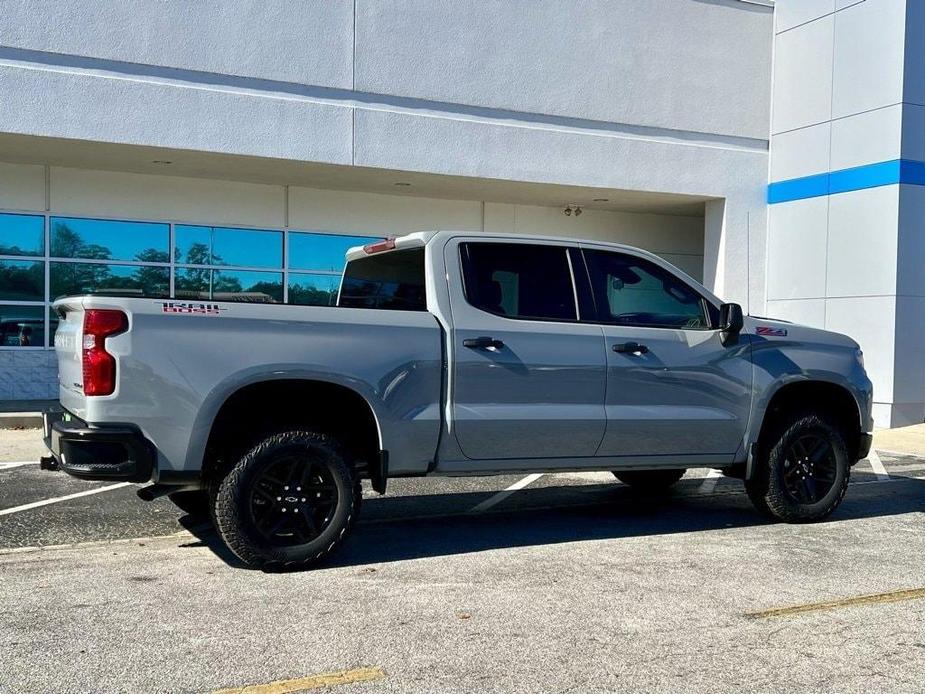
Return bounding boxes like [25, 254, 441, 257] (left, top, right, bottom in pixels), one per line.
[744, 315, 860, 350]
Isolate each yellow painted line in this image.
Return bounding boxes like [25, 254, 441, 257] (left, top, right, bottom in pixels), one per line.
[213, 667, 386, 694]
[746, 587, 925, 620]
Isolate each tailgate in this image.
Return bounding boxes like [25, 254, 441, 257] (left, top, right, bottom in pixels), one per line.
[52, 298, 86, 413]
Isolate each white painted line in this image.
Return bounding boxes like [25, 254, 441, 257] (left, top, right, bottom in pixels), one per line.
[696, 468, 723, 495]
[866, 449, 890, 481]
[0, 461, 38, 471]
[469, 473, 544, 513]
[0, 482, 132, 517]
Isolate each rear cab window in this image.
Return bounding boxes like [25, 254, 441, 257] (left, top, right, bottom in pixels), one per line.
[460, 242, 578, 321]
[338, 248, 427, 311]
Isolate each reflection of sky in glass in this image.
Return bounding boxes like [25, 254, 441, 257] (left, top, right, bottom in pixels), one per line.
[288, 272, 341, 306]
[0, 304, 44, 347]
[0, 213, 44, 257]
[51, 218, 169, 262]
[289, 232, 381, 272]
[175, 225, 282, 268]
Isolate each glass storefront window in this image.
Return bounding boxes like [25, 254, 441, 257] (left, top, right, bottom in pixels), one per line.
[48, 307, 59, 347]
[288, 232, 380, 272]
[0, 260, 44, 301]
[175, 268, 283, 303]
[288, 272, 341, 306]
[0, 305, 44, 347]
[175, 225, 282, 268]
[0, 211, 390, 348]
[50, 262, 169, 299]
[0, 213, 44, 257]
[51, 217, 169, 263]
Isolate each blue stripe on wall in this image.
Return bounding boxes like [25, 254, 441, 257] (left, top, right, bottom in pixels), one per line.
[766, 158, 925, 204]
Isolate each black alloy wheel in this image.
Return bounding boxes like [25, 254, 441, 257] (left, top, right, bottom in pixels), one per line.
[248, 453, 339, 546]
[780, 433, 838, 505]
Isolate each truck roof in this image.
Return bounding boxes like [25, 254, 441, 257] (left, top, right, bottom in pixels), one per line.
[344, 230, 670, 263]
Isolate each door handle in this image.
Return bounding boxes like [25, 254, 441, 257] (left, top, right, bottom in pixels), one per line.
[612, 341, 649, 354]
[463, 336, 504, 349]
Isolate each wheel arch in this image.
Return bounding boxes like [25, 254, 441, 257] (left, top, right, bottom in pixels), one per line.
[194, 374, 385, 490]
[753, 379, 864, 463]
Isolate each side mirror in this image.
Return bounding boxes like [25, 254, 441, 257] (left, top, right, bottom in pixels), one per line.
[719, 302, 744, 346]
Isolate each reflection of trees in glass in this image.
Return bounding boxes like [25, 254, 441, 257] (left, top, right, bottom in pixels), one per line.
[51, 223, 112, 260]
[49, 224, 169, 298]
[0, 262, 44, 301]
[288, 283, 337, 306]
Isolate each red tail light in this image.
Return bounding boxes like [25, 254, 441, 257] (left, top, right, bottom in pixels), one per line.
[82, 309, 128, 396]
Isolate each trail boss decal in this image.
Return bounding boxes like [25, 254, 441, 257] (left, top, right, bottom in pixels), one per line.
[161, 302, 227, 315]
[755, 326, 787, 337]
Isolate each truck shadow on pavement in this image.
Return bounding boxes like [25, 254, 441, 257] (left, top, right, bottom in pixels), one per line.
[177, 476, 925, 571]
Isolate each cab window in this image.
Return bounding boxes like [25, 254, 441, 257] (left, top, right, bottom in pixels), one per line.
[582, 249, 710, 329]
[461, 242, 577, 321]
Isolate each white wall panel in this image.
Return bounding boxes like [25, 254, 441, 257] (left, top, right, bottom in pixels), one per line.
[356, 0, 773, 139]
[826, 186, 899, 298]
[832, 0, 906, 118]
[287, 188, 482, 236]
[765, 298, 826, 327]
[767, 198, 828, 300]
[50, 168, 285, 228]
[0, 162, 45, 211]
[826, 295, 896, 401]
[830, 105, 902, 171]
[0, 0, 354, 89]
[776, 0, 835, 33]
[769, 122, 831, 181]
[771, 15, 834, 134]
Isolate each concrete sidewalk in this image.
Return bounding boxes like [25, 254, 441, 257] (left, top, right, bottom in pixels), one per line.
[874, 423, 925, 458]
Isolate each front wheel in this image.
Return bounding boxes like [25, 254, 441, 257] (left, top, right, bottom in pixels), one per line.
[612, 469, 685, 491]
[212, 430, 361, 570]
[745, 413, 850, 522]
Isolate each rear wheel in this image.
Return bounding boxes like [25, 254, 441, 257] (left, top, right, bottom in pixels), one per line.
[212, 430, 361, 570]
[612, 469, 685, 491]
[745, 413, 850, 522]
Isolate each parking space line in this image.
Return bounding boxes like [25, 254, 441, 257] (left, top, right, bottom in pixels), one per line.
[696, 468, 723, 495]
[468, 473, 544, 513]
[0, 461, 38, 471]
[746, 587, 925, 620]
[0, 482, 132, 517]
[212, 666, 386, 693]
[866, 449, 890, 481]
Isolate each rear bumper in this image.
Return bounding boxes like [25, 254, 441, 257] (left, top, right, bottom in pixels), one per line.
[41, 409, 155, 483]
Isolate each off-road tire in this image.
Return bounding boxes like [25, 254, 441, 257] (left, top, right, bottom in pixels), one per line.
[167, 490, 210, 517]
[745, 413, 850, 522]
[212, 430, 361, 570]
[612, 469, 686, 491]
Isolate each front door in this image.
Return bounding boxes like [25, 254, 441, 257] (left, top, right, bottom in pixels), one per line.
[446, 238, 606, 460]
[580, 246, 752, 459]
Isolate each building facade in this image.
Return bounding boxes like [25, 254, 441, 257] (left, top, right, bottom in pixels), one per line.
[0, 0, 919, 428]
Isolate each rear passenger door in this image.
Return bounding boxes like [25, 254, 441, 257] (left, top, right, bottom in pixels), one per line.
[580, 246, 752, 459]
[445, 238, 606, 461]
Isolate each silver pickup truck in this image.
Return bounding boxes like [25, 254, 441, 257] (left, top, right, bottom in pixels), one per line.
[42, 231, 874, 569]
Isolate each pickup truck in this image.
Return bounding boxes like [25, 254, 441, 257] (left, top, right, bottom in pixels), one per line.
[42, 231, 874, 569]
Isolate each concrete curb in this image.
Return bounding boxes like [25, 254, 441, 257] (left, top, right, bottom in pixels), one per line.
[0, 413, 43, 430]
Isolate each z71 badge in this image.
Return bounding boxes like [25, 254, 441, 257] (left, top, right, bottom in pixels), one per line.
[756, 326, 787, 337]
[160, 302, 227, 315]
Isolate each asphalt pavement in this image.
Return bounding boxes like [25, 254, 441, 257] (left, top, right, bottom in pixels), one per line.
[1, 428, 924, 693]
